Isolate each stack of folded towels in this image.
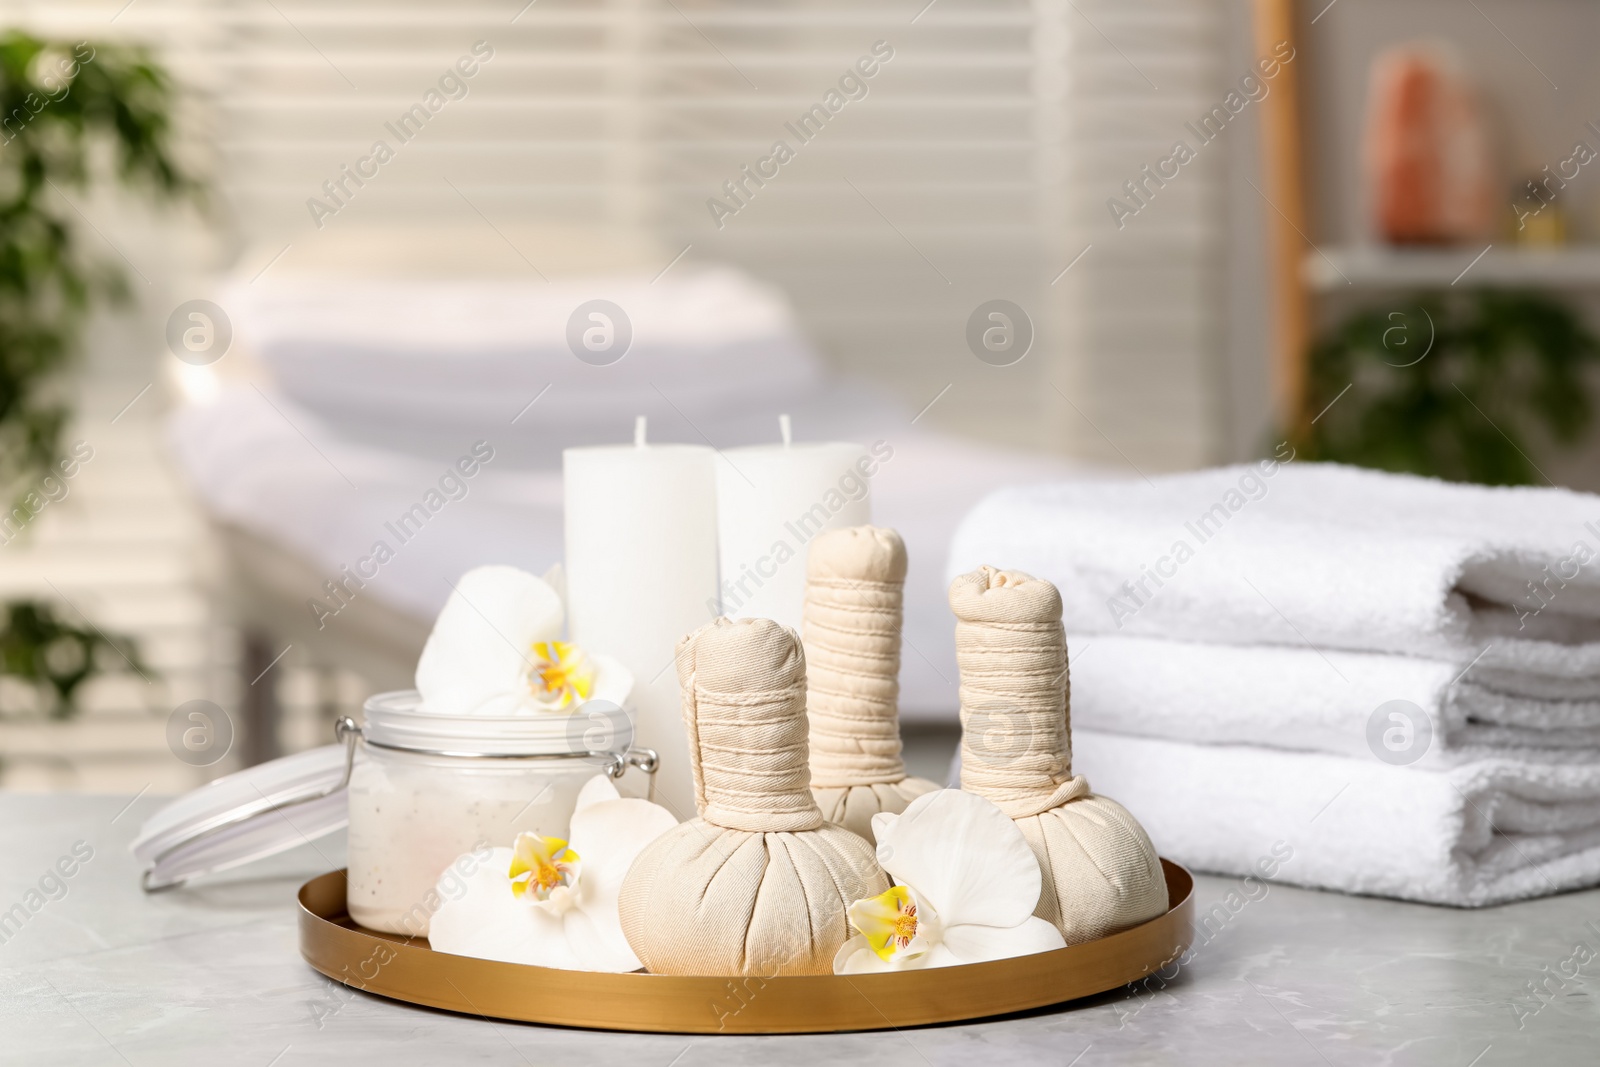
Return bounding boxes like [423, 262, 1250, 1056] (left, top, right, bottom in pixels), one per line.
[948, 461, 1600, 906]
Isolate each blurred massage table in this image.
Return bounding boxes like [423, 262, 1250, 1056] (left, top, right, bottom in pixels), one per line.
[169, 227, 1084, 756]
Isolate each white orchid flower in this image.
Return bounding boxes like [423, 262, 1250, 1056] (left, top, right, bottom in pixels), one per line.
[834, 789, 1066, 973]
[427, 775, 678, 972]
[415, 564, 632, 715]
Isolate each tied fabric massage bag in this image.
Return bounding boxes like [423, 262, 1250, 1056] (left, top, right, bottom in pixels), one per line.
[803, 525, 939, 840]
[950, 565, 1167, 943]
[618, 617, 889, 975]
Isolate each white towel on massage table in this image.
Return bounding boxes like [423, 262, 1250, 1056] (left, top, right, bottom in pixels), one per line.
[169, 385, 1077, 720]
[225, 267, 823, 425]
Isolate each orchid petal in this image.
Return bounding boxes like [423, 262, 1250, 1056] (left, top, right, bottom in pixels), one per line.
[575, 773, 622, 812]
[427, 847, 580, 969]
[507, 832, 579, 908]
[527, 641, 598, 710]
[570, 796, 678, 917]
[428, 791, 676, 974]
[833, 935, 902, 974]
[873, 789, 1042, 929]
[415, 566, 563, 715]
[846, 884, 933, 963]
[587, 654, 634, 711]
[541, 563, 566, 605]
[937, 917, 1066, 966]
[562, 901, 646, 972]
[564, 793, 677, 970]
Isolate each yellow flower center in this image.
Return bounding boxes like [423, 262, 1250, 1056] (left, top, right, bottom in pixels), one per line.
[847, 885, 928, 962]
[529, 641, 595, 710]
[508, 832, 580, 908]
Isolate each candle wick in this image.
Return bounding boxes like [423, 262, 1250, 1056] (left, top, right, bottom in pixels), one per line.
[634, 415, 647, 448]
[779, 413, 792, 448]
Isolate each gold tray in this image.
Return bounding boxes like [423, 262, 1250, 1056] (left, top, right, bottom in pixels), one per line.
[298, 860, 1193, 1034]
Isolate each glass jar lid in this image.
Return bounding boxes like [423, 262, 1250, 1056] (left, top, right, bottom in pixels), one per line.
[131, 691, 656, 892]
[130, 726, 357, 892]
[362, 689, 635, 758]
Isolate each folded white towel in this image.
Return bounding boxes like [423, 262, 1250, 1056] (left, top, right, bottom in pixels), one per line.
[948, 463, 1600, 679]
[1069, 634, 1600, 764]
[1070, 730, 1600, 906]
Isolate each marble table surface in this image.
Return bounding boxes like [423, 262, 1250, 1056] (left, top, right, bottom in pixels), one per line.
[3, 793, 1597, 1066]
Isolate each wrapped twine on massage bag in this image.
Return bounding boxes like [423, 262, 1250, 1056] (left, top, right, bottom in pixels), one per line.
[950, 565, 1167, 944]
[618, 617, 889, 976]
[803, 525, 938, 841]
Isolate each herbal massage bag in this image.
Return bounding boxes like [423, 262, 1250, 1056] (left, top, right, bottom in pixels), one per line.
[803, 525, 938, 841]
[618, 617, 889, 975]
[950, 565, 1168, 943]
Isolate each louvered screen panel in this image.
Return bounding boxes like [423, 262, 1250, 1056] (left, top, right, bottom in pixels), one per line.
[1055, 0, 1229, 467]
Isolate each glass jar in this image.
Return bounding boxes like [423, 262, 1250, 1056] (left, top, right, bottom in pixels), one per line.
[345, 690, 653, 937]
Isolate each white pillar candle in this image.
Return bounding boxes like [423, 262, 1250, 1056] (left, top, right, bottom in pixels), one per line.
[717, 415, 871, 632]
[564, 417, 719, 818]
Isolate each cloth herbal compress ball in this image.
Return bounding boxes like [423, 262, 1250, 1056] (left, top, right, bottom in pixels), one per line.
[415, 564, 632, 714]
[803, 525, 938, 841]
[427, 775, 678, 972]
[618, 617, 890, 976]
[949, 565, 1168, 944]
[834, 788, 1065, 973]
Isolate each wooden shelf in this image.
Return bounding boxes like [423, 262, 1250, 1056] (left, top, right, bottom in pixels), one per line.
[1303, 245, 1600, 291]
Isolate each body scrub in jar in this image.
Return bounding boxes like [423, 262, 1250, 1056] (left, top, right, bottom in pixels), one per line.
[346, 565, 646, 936]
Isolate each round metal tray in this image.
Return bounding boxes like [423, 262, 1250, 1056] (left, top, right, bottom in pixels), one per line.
[298, 860, 1193, 1034]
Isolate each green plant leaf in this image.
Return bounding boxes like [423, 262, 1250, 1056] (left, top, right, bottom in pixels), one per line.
[1300, 289, 1599, 486]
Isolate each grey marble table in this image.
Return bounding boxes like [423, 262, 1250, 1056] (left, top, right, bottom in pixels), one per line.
[2, 793, 1596, 1066]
